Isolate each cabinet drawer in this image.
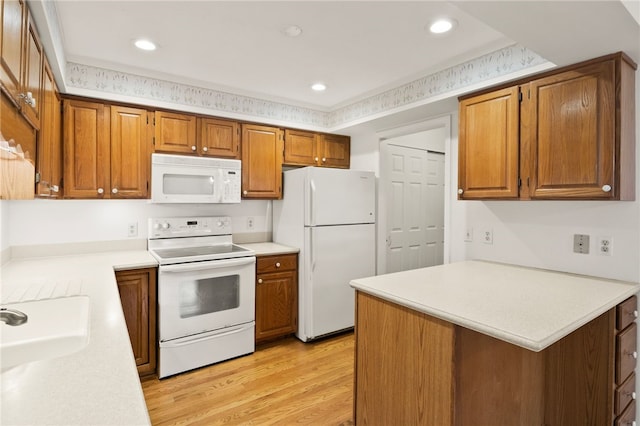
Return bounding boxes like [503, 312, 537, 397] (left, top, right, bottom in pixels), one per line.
[616, 372, 636, 415]
[257, 254, 297, 274]
[617, 322, 638, 384]
[615, 398, 636, 426]
[618, 296, 638, 331]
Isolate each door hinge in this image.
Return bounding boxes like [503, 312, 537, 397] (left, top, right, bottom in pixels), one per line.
[146, 116, 149, 124]
[35, 172, 41, 183]
[153, 117, 156, 125]
[518, 92, 523, 102]
[152, 136, 155, 146]
[518, 177, 522, 187]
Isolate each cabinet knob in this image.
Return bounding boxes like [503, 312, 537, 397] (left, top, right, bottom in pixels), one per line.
[314, 157, 319, 162]
[257, 278, 263, 284]
[628, 350, 638, 359]
[97, 188, 104, 194]
[191, 145, 197, 151]
[634, 310, 638, 318]
[458, 189, 464, 195]
[602, 184, 612, 193]
[275, 262, 281, 268]
[243, 190, 248, 195]
[322, 158, 326, 162]
[203, 147, 208, 152]
[112, 188, 118, 194]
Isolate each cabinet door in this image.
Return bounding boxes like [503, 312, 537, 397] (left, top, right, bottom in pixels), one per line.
[36, 59, 61, 197]
[241, 124, 283, 199]
[154, 110, 197, 154]
[63, 99, 110, 198]
[116, 268, 157, 377]
[0, 0, 25, 106]
[458, 86, 520, 199]
[21, 9, 42, 129]
[283, 129, 317, 166]
[527, 60, 616, 199]
[198, 117, 239, 158]
[256, 270, 297, 343]
[110, 106, 150, 198]
[318, 134, 350, 168]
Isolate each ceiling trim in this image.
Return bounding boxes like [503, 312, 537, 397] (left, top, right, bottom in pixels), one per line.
[64, 44, 548, 131]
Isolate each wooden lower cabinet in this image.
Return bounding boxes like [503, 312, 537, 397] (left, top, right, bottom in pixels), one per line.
[255, 253, 298, 344]
[354, 292, 637, 425]
[115, 268, 157, 377]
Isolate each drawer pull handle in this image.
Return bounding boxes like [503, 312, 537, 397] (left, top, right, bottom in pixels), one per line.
[275, 262, 281, 268]
[257, 278, 263, 284]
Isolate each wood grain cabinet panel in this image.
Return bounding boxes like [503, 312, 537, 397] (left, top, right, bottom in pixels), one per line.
[318, 134, 350, 168]
[36, 59, 62, 197]
[255, 254, 298, 344]
[198, 117, 240, 158]
[458, 86, 520, 199]
[116, 268, 157, 377]
[21, 9, 42, 129]
[241, 124, 283, 199]
[458, 52, 636, 201]
[1, 0, 26, 104]
[110, 105, 150, 198]
[154, 110, 197, 154]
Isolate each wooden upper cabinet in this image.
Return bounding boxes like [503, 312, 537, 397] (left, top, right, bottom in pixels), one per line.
[63, 99, 110, 198]
[0, 1, 42, 129]
[1, 0, 25, 104]
[241, 123, 283, 199]
[458, 86, 520, 200]
[283, 129, 318, 166]
[199, 117, 240, 158]
[36, 59, 62, 198]
[154, 110, 197, 154]
[318, 134, 350, 168]
[63, 99, 150, 199]
[283, 129, 350, 168]
[526, 58, 632, 200]
[458, 52, 636, 201]
[110, 106, 150, 198]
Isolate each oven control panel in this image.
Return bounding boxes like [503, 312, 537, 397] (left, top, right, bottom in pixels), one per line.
[148, 216, 232, 239]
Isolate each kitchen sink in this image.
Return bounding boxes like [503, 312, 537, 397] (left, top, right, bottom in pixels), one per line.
[1, 296, 90, 372]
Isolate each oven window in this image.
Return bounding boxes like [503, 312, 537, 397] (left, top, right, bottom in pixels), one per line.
[164, 174, 215, 195]
[179, 275, 239, 318]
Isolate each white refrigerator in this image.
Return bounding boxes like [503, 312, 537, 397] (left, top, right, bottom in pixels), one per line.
[273, 167, 376, 342]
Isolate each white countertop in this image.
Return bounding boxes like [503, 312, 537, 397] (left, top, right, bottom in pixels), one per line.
[1, 250, 157, 426]
[240, 242, 299, 256]
[350, 260, 640, 352]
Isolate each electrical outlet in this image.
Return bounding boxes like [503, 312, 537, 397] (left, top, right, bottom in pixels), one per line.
[127, 222, 138, 237]
[573, 234, 590, 254]
[482, 228, 493, 245]
[247, 217, 254, 230]
[597, 236, 613, 256]
[464, 228, 473, 242]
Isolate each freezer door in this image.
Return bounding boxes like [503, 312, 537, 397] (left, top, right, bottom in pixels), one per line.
[302, 223, 375, 340]
[306, 168, 376, 226]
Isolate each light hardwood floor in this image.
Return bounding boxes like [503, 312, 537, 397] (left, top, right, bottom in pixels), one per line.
[142, 332, 354, 425]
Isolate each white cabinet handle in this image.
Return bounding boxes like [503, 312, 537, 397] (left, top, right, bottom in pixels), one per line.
[275, 262, 281, 268]
[632, 392, 637, 400]
[458, 189, 464, 195]
[633, 310, 638, 318]
[191, 145, 197, 151]
[257, 278, 263, 284]
[203, 147, 208, 152]
[243, 190, 248, 195]
[97, 188, 104, 194]
[314, 157, 319, 162]
[112, 188, 118, 194]
[322, 157, 326, 162]
[602, 184, 612, 192]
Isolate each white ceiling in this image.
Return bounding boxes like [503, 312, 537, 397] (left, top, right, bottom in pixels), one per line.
[53, 1, 513, 110]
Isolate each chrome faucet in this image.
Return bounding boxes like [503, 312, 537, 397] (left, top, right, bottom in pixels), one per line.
[0, 308, 28, 326]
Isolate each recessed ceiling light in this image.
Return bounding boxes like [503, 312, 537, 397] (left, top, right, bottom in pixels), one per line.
[428, 18, 457, 34]
[283, 25, 303, 37]
[134, 39, 157, 51]
[311, 83, 327, 92]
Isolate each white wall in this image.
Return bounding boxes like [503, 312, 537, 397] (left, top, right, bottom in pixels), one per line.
[0, 200, 9, 252]
[7, 199, 272, 246]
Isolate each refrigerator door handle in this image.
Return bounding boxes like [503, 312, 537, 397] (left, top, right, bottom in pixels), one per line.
[309, 179, 316, 226]
[309, 228, 315, 272]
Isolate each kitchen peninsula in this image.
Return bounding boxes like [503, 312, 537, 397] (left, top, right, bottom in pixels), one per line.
[350, 260, 640, 425]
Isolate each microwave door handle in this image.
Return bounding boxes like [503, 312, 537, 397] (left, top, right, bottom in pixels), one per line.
[160, 257, 255, 273]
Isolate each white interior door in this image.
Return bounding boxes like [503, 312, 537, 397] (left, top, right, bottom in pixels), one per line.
[381, 144, 445, 273]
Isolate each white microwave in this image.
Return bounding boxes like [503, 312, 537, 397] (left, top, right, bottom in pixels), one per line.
[151, 153, 242, 203]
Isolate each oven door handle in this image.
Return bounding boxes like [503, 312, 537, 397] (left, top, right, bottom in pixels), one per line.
[161, 324, 254, 347]
[160, 257, 255, 273]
